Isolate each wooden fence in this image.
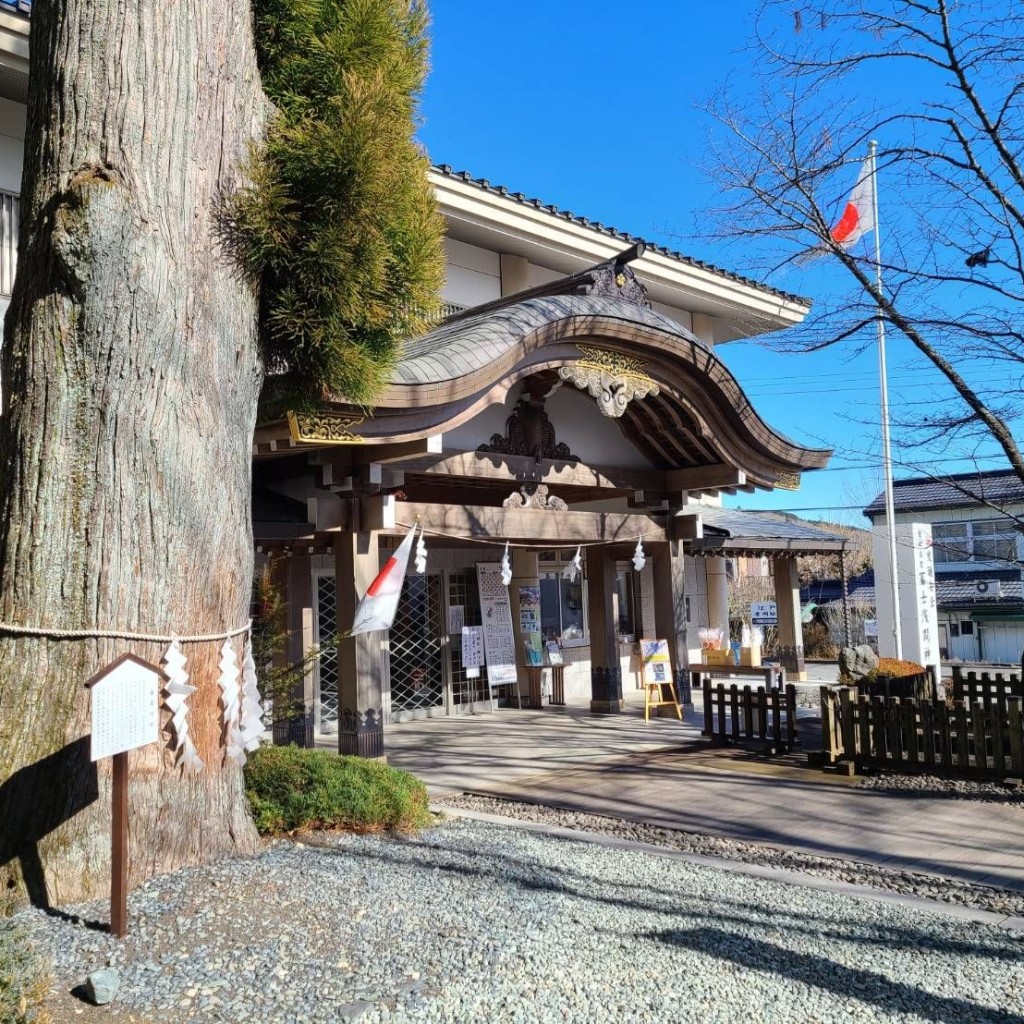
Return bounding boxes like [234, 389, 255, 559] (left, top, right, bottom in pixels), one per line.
[951, 665, 1023, 710]
[856, 667, 937, 703]
[821, 686, 1024, 779]
[702, 682, 798, 752]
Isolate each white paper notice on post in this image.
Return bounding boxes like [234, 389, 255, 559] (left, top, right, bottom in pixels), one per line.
[88, 655, 163, 761]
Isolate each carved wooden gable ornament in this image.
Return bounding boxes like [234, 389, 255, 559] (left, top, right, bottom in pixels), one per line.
[558, 345, 661, 418]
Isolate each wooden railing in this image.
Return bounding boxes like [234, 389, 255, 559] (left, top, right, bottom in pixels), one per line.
[951, 665, 1023, 709]
[702, 682, 798, 752]
[821, 686, 1024, 779]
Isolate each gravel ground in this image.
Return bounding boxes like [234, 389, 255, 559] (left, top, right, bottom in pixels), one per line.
[438, 794, 1024, 918]
[856, 773, 1024, 804]
[16, 818, 1024, 1024]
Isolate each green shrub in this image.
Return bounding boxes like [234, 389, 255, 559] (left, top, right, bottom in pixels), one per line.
[0, 918, 50, 1024]
[244, 745, 431, 834]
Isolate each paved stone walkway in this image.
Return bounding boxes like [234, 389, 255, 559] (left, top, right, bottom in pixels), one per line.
[372, 697, 1024, 894]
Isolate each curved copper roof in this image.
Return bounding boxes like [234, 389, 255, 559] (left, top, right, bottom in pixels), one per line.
[332, 291, 830, 490]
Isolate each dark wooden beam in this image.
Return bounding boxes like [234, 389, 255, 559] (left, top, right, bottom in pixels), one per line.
[397, 449, 664, 491]
[664, 465, 747, 492]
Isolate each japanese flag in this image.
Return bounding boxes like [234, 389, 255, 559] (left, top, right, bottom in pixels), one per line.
[350, 525, 418, 635]
[829, 157, 875, 248]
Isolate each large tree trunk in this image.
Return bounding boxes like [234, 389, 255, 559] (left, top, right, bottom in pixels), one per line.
[0, 1, 268, 906]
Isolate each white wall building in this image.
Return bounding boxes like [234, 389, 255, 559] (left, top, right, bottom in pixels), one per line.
[864, 471, 1024, 665]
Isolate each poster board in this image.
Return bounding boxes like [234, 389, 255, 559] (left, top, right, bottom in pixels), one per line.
[461, 625, 484, 680]
[518, 584, 544, 667]
[476, 563, 518, 686]
[87, 654, 165, 762]
[640, 639, 672, 686]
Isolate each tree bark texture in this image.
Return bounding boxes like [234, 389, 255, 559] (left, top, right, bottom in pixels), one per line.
[0, 1, 268, 906]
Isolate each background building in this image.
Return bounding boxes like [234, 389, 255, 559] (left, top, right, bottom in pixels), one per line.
[863, 471, 1024, 664]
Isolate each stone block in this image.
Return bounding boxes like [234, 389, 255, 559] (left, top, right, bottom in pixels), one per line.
[86, 968, 120, 1006]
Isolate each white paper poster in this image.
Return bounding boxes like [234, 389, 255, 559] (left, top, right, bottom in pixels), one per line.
[448, 604, 465, 635]
[462, 625, 484, 668]
[476, 563, 518, 686]
[462, 625, 484, 679]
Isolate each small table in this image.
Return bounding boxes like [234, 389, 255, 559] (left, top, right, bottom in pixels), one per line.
[689, 662, 786, 692]
[525, 665, 566, 708]
[549, 665, 565, 706]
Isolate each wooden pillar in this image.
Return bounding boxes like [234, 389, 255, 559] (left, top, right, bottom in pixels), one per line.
[334, 530, 386, 758]
[271, 554, 315, 746]
[587, 546, 623, 713]
[773, 554, 805, 679]
[706, 556, 730, 645]
[508, 549, 541, 706]
[653, 538, 692, 704]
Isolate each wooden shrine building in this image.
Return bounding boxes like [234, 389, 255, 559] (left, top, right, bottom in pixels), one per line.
[253, 244, 848, 757]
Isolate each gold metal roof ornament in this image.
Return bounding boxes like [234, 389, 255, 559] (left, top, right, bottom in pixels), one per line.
[287, 410, 365, 444]
[558, 345, 660, 418]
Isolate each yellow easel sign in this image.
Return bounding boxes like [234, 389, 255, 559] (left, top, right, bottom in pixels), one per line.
[640, 639, 671, 684]
[640, 639, 682, 722]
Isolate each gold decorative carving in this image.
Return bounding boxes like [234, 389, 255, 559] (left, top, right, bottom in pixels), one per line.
[502, 484, 568, 512]
[558, 346, 660, 418]
[775, 471, 801, 491]
[287, 410, 365, 445]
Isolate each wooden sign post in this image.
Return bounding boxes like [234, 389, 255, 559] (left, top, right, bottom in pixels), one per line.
[86, 653, 167, 938]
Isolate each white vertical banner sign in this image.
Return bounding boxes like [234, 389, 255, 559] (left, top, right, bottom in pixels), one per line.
[872, 522, 940, 678]
[476, 563, 518, 686]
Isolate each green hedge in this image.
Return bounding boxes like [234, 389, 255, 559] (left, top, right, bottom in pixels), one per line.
[244, 745, 431, 834]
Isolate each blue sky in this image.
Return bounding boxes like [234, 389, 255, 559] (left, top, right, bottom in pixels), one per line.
[415, 0, 1015, 527]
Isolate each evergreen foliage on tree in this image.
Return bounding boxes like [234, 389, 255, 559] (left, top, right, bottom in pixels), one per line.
[234, 0, 445, 407]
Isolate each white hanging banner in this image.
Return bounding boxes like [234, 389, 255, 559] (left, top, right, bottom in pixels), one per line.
[476, 563, 518, 687]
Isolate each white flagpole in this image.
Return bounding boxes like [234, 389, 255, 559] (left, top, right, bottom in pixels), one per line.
[869, 139, 904, 660]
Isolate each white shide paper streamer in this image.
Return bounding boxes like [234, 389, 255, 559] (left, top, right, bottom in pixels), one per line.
[162, 640, 204, 773]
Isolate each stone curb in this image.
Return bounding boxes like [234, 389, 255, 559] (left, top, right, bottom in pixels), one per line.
[434, 804, 1024, 933]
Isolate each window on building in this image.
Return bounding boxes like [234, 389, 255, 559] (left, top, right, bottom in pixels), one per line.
[970, 520, 1017, 562]
[932, 522, 971, 563]
[932, 519, 1017, 565]
[539, 549, 588, 646]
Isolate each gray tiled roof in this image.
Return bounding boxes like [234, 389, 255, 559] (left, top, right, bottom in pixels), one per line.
[433, 165, 810, 309]
[695, 506, 849, 544]
[937, 570, 1023, 609]
[803, 569, 1024, 610]
[863, 470, 1024, 516]
[394, 294, 705, 385]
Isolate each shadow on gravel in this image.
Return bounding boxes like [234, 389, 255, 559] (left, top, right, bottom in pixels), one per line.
[649, 927, 1021, 1024]
[303, 833, 1024, 967]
